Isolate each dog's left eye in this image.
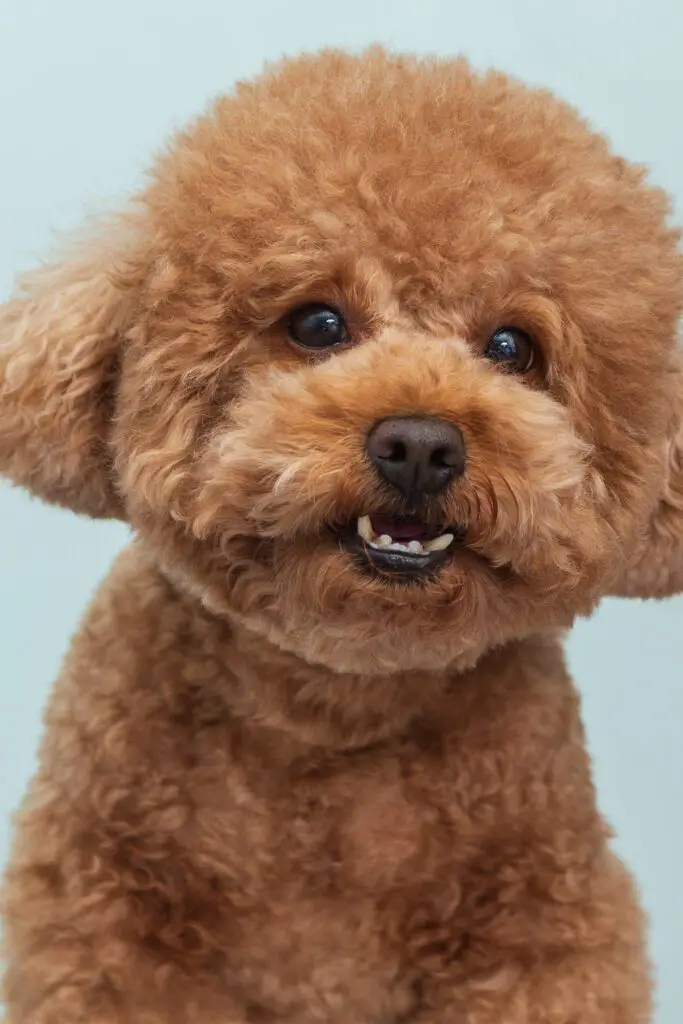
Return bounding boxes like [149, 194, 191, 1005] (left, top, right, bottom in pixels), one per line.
[287, 304, 349, 350]
[485, 327, 535, 373]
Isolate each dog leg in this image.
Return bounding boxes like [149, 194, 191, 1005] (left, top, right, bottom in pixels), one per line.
[1, 960, 250, 1024]
[416, 944, 651, 1024]
[2, 876, 248, 1024]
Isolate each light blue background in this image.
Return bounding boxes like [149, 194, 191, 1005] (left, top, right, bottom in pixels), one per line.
[1, 1, 681, 1020]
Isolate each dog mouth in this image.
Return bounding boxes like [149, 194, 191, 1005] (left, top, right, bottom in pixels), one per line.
[334, 513, 463, 581]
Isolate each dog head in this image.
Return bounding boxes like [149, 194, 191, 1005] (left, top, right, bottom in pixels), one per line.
[2, 49, 682, 674]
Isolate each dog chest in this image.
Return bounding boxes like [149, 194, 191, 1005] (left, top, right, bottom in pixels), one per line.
[182, 754, 460, 1019]
[169, 745, 470, 1014]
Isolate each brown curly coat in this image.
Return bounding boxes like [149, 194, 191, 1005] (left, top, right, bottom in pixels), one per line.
[1, 48, 682, 1023]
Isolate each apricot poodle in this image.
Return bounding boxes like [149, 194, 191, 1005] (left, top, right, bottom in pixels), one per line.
[1, 48, 682, 1024]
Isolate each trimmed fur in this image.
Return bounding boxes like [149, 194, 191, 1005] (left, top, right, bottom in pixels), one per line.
[1, 48, 682, 1023]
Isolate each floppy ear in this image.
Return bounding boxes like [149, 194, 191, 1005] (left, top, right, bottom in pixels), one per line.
[0, 224, 142, 518]
[612, 356, 683, 598]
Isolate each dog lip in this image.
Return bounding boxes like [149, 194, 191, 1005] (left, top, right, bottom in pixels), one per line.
[338, 530, 456, 581]
[331, 516, 465, 582]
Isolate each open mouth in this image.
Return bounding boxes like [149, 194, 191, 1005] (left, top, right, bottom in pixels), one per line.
[335, 513, 462, 581]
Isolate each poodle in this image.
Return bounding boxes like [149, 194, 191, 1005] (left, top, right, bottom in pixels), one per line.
[1, 47, 682, 1024]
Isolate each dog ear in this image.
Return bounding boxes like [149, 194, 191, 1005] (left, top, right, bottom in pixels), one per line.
[612, 357, 683, 598]
[0, 223, 143, 519]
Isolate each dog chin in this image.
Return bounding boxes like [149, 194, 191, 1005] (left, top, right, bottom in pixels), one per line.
[150, 506, 590, 677]
[243, 607, 486, 677]
[255, 543, 495, 675]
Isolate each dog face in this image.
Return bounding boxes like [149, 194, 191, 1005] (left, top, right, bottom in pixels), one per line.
[2, 50, 683, 673]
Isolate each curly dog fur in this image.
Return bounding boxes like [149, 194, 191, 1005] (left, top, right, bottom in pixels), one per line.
[1, 48, 682, 1023]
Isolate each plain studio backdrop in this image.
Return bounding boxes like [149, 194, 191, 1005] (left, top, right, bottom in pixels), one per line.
[0, 1, 681, 1020]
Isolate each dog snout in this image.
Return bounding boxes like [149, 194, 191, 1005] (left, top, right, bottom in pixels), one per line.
[366, 416, 466, 497]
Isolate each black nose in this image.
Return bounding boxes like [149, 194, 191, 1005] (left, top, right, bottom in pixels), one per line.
[366, 416, 466, 497]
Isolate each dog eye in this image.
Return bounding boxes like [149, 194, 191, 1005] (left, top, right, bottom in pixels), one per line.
[287, 304, 349, 350]
[485, 327, 535, 373]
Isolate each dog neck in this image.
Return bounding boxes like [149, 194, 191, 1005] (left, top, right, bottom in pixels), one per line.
[221, 621, 454, 752]
[151, 545, 465, 751]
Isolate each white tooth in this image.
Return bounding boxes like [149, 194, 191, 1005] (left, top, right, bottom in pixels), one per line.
[357, 515, 373, 542]
[407, 540, 424, 554]
[388, 542, 410, 552]
[424, 533, 455, 552]
[377, 534, 393, 548]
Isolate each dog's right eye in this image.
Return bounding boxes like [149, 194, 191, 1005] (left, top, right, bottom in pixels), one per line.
[287, 304, 350, 350]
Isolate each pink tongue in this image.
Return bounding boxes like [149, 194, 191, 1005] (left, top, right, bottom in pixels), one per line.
[370, 515, 434, 541]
